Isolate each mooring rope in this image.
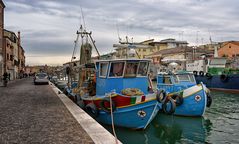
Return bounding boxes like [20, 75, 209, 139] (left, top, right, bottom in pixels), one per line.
[109, 93, 118, 144]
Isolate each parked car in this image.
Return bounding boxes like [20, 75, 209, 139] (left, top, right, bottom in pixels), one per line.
[34, 73, 49, 85]
[50, 75, 58, 85]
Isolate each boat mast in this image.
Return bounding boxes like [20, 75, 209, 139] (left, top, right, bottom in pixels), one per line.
[77, 25, 101, 87]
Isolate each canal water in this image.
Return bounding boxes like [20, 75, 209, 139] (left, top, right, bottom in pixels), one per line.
[103, 91, 239, 144]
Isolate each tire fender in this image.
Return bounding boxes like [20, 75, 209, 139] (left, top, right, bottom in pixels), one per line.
[199, 71, 204, 76]
[206, 92, 212, 107]
[171, 94, 184, 106]
[85, 103, 99, 118]
[156, 90, 166, 103]
[162, 97, 176, 115]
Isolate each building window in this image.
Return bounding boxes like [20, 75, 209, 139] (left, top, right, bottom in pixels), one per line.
[229, 45, 231, 48]
[143, 49, 146, 52]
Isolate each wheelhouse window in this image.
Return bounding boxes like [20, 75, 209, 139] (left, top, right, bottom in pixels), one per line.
[172, 75, 179, 83]
[189, 75, 196, 83]
[137, 62, 149, 76]
[163, 76, 172, 84]
[125, 62, 138, 77]
[177, 75, 190, 81]
[99, 62, 108, 77]
[109, 62, 125, 77]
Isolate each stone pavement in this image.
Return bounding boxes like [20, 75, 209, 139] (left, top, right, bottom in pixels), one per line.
[0, 78, 94, 144]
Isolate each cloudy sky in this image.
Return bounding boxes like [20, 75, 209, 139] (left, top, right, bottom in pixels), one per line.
[3, 0, 239, 65]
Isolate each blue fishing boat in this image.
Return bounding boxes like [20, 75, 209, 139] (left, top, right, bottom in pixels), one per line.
[65, 27, 175, 129]
[68, 59, 163, 129]
[156, 71, 211, 116]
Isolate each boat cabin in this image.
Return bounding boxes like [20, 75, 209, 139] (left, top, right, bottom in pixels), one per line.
[157, 72, 196, 93]
[95, 59, 151, 96]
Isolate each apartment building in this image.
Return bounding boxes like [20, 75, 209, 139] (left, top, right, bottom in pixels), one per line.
[3, 29, 25, 80]
[0, 0, 5, 80]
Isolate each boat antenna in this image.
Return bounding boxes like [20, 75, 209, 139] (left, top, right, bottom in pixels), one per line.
[80, 5, 86, 30]
[116, 23, 122, 43]
[71, 27, 81, 62]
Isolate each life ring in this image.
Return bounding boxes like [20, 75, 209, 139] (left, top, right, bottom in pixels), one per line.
[156, 90, 166, 103]
[193, 71, 198, 76]
[100, 98, 116, 113]
[85, 103, 99, 118]
[220, 74, 229, 82]
[205, 73, 213, 79]
[206, 92, 212, 107]
[171, 94, 184, 106]
[199, 71, 204, 76]
[162, 97, 176, 115]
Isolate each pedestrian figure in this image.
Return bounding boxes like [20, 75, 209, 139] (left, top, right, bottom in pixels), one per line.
[3, 72, 8, 87]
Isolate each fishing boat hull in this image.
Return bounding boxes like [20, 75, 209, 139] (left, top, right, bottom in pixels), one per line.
[174, 84, 207, 116]
[195, 74, 239, 93]
[79, 93, 160, 129]
[95, 100, 159, 129]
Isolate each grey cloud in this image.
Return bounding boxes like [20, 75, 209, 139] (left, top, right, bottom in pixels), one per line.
[4, 0, 239, 65]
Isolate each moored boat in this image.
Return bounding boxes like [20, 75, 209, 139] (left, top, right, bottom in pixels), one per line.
[69, 59, 161, 129]
[195, 67, 239, 93]
[156, 71, 211, 116]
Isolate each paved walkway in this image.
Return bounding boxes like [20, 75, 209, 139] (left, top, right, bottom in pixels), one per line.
[0, 78, 94, 144]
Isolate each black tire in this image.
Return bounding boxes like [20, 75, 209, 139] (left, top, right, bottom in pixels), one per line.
[199, 71, 204, 76]
[100, 98, 116, 113]
[162, 97, 176, 115]
[171, 94, 184, 106]
[205, 73, 213, 79]
[220, 74, 229, 82]
[156, 90, 166, 103]
[193, 71, 198, 76]
[206, 93, 212, 107]
[63, 88, 68, 95]
[85, 103, 99, 118]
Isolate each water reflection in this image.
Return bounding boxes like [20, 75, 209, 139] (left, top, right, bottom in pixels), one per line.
[152, 115, 211, 144]
[103, 114, 212, 144]
[102, 91, 239, 144]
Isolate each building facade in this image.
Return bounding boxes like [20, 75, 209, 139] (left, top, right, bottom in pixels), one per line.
[113, 38, 188, 59]
[0, 0, 5, 80]
[3, 29, 25, 80]
[17, 31, 25, 77]
[218, 41, 239, 58]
